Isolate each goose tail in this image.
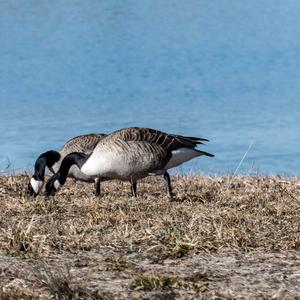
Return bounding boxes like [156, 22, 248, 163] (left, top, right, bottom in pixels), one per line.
[195, 149, 214, 157]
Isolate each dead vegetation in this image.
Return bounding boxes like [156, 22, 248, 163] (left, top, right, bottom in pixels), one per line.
[0, 174, 299, 299]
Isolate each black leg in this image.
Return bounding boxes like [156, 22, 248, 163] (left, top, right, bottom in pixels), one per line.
[163, 172, 175, 200]
[93, 178, 101, 197]
[130, 177, 137, 197]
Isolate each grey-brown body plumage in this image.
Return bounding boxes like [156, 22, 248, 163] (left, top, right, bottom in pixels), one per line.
[80, 127, 213, 187]
[111, 127, 207, 150]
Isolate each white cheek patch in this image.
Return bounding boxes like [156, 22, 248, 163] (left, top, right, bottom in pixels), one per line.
[54, 180, 61, 191]
[30, 178, 44, 194]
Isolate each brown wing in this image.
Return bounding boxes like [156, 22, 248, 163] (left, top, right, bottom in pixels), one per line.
[109, 127, 208, 151]
[61, 133, 107, 155]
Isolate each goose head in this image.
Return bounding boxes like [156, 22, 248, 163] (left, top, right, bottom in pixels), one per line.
[28, 176, 44, 197]
[45, 174, 62, 197]
[27, 150, 61, 197]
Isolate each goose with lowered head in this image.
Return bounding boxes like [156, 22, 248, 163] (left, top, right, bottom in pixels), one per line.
[45, 127, 214, 199]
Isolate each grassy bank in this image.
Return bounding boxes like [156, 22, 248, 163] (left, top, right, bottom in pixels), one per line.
[0, 175, 299, 299]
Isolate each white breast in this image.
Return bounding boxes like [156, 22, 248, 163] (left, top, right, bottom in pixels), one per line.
[81, 149, 114, 177]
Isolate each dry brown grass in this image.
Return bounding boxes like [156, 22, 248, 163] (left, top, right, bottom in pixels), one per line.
[0, 174, 299, 299]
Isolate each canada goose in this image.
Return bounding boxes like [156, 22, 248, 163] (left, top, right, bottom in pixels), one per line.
[45, 127, 214, 199]
[28, 133, 107, 196]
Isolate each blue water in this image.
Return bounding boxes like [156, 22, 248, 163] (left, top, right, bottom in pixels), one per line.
[1, 1, 300, 175]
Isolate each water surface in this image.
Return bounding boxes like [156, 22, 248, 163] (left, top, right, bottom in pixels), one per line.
[1, 1, 300, 175]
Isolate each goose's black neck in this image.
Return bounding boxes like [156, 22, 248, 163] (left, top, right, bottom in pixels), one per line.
[56, 152, 91, 185]
[33, 150, 61, 181]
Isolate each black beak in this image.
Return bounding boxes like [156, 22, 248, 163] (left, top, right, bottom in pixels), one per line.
[44, 188, 56, 198]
